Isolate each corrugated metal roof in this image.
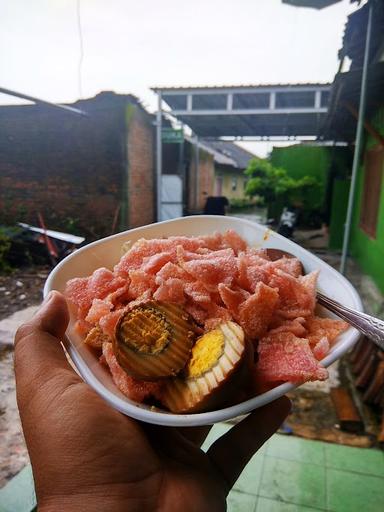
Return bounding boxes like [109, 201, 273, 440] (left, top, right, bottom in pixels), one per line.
[166, 112, 327, 138]
[339, 0, 384, 69]
[184, 137, 256, 169]
[152, 82, 331, 92]
[201, 140, 256, 169]
[184, 135, 235, 166]
[321, 61, 384, 141]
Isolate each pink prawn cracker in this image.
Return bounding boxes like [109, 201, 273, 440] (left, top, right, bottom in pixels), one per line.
[64, 230, 350, 402]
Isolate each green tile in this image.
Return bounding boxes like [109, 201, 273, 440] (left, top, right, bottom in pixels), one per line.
[202, 422, 268, 455]
[227, 490, 257, 512]
[256, 497, 324, 511]
[325, 443, 384, 477]
[327, 468, 384, 512]
[233, 450, 265, 495]
[0, 465, 36, 512]
[201, 422, 232, 450]
[267, 435, 325, 465]
[259, 457, 326, 509]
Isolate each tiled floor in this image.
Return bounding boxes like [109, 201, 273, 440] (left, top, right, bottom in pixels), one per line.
[1, 425, 383, 512]
[202, 424, 384, 512]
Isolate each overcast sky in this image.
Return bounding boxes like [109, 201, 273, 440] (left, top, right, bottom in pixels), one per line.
[1, 0, 356, 155]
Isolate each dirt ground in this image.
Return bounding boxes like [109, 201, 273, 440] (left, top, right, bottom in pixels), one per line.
[0, 266, 49, 321]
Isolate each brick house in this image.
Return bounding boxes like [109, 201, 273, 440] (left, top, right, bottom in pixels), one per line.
[0, 91, 156, 240]
[182, 138, 255, 214]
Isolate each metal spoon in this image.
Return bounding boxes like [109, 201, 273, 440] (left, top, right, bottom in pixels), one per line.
[265, 248, 384, 351]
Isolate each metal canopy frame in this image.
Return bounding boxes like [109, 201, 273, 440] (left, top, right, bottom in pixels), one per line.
[152, 83, 331, 220]
[153, 84, 331, 139]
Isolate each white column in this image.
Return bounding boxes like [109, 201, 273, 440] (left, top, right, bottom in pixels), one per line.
[269, 92, 276, 110]
[227, 93, 233, 111]
[156, 91, 163, 222]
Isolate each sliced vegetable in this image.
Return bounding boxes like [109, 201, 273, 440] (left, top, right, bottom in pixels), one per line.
[161, 321, 246, 413]
[113, 302, 195, 380]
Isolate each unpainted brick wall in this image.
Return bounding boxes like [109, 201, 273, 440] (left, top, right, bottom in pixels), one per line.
[187, 147, 215, 213]
[0, 94, 156, 241]
[126, 106, 155, 227]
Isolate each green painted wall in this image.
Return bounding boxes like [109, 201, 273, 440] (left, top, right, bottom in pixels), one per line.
[270, 145, 331, 209]
[350, 107, 384, 293]
[329, 179, 350, 250]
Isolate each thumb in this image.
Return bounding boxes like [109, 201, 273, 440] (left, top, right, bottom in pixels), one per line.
[28, 290, 69, 338]
[14, 291, 80, 405]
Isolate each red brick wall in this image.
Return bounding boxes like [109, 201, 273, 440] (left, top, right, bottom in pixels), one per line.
[126, 106, 155, 228]
[0, 93, 155, 241]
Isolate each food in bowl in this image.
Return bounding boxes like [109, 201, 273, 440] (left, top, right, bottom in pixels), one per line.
[65, 230, 348, 413]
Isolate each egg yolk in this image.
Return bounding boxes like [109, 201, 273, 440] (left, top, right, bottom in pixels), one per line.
[187, 329, 225, 378]
[119, 307, 170, 354]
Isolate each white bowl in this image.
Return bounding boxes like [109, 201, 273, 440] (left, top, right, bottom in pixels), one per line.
[44, 215, 362, 427]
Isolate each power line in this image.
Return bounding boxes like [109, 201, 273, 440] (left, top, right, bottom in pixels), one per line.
[76, 0, 84, 98]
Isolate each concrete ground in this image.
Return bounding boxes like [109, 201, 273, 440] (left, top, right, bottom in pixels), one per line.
[0, 307, 39, 487]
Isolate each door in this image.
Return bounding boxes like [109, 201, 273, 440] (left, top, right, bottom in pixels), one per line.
[160, 174, 183, 221]
[215, 175, 223, 196]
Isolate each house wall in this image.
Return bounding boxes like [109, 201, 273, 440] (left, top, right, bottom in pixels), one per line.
[350, 107, 384, 293]
[215, 167, 247, 200]
[328, 179, 350, 250]
[0, 94, 155, 240]
[269, 145, 331, 209]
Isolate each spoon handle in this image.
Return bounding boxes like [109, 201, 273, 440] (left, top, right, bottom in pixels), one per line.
[317, 292, 384, 351]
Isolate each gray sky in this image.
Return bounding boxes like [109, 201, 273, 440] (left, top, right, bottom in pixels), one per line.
[1, 0, 356, 155]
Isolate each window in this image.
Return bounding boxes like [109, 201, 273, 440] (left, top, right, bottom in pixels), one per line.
[360, 147, 384, 238]
[231, 177, 237, 191]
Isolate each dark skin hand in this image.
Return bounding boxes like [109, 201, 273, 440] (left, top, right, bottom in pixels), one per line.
[14, 291, 290, 512]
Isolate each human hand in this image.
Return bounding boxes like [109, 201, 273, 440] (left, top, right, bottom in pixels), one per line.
[14, 292, 290, 512]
